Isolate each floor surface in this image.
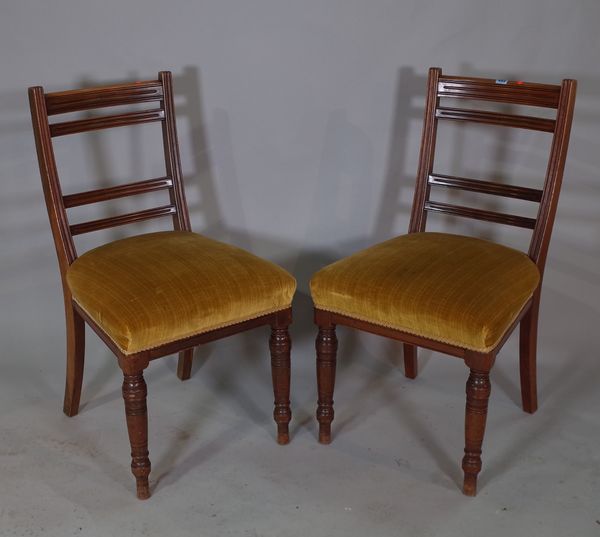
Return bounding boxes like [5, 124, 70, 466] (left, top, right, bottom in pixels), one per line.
[1, 281, 599, 537]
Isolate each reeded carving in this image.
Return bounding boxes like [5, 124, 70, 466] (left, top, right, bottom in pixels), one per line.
[316, 326, 338, 444]
[122, 372, 151, 499]
[269, 326, 292, 444]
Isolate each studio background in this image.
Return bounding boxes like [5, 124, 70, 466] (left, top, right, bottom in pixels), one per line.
[1, 1, 599, 536]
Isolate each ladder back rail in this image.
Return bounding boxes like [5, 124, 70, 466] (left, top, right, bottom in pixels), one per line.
[424, 200, 536, 229]
[63, 177, 173, 208]
[49, 109, 165, 137]
[428, 174, 543, 202]
[69, 205, 177, 236]
[435, 107, 555, 132]
[437, 77, 561, 108]
[45, 81, 163, 115]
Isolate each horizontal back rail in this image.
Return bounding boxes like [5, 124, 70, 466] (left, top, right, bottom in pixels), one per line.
[63, 177, 173, 208]
[436, 107, 555, 132]
[428, 174, 543, 202]
[438, 77, 561, 108]
[50, 109, 165, 137]
[69, 205, 177, 236]
[45, 81, 163, 115]
[424, 200, 536, 229]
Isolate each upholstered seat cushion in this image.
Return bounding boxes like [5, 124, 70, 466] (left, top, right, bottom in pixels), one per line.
[310, 232, 540, 352]
[66, 231, 296, 355]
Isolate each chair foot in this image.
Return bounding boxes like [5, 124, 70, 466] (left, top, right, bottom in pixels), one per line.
[316, 314, 337, 444]
[136, 480, 151, 500]
[277, 424, 290, 445]
[177, 349, 194, 381]
[463, 473, 477, 496]
[122, 370, 151, 499]
[403, 344, 417, 379]
[318, 424, 332, 445]
[270, 314, 292, 444]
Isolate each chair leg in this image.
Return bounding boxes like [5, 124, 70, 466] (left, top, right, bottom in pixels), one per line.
[403, 344, 418, 379]
[122, 370, 151, 499]
[519, 298, 540, 414]
[63, 304, 85, 417]
[316, 319, 338, 444]
[269, 320, 292, 445]
[462, 364, 492, 496]
[177, 348, 194, 381]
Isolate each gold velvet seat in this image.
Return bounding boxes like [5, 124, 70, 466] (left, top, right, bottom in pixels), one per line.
[311, 232, 539, 352]
[311, 68, 577, 497]
[67, 231, 296, 355]
[29, 71, 295, 499]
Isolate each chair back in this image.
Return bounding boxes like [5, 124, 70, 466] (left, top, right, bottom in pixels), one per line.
[29, 71, 191, 276]
[409, 67, 577, 275]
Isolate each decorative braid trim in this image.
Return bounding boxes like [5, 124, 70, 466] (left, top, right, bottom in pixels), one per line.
[73, 299, 292, 356]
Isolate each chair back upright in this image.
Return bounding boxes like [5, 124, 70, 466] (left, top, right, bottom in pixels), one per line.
[409, 67, 577, 276]
[29, 71, 191, 279]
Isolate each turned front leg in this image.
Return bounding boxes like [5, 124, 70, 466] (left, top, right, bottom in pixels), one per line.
[316, 324, 338, 444]
[462, 368, 491, 496]
[269, 323, 292, 445]
[122, 371, 151, 499]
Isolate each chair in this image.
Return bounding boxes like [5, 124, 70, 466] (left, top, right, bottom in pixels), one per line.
[29, 72, 296, 499]
[310, 67, 576, 495]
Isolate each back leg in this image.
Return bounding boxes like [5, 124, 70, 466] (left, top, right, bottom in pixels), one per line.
[177, 348, 194, 380]
[63, 303, 85, 417]
[519, 297, 540, 414]
[403, 344, 418, 379]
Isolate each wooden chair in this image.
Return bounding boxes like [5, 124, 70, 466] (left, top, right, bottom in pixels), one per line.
[310, 67, 576, 495]
[29, 71, 296, 499]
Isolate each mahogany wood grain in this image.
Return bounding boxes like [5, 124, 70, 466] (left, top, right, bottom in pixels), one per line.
[428, 173, 543, 202]
[63, 301, 85, 417]
[50, 109, 165, 137]
[403, 344, 417, 379]
[409, 67, 440, 233]
[269, 308, 293, 444]
[436, 106, 555, 132]
[159, 71, 191, 232]
[122, 371, 151, 500]
[176, 349, 194, 381]
[315, 310, 338, 444]
[29, 72, 293, 499]
[63, 177, 173, 208]
[45, 80, 163, 115]
[314, 67, 577, 496]
[69, 204, 176, 236]
[424, 200, 537, 229]
[520, 291, 541, 413]
[528, 79, 577, 270]
[437, 76, 561, 108]
[462, 362, 492, 497]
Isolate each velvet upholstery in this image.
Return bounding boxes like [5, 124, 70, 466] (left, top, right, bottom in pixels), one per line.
[67, 231, 296, 355]
[310, 232, 540, 352]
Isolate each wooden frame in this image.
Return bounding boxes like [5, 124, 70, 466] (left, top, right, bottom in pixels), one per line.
[29, 72, 292, 499]
[314, 67, 576, 495]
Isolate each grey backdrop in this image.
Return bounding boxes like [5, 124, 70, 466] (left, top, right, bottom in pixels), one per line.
[1, 1, 599, 536]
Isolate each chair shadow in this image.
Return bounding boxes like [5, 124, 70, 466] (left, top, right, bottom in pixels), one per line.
[480, 346, 600, 489]
[312, 64, 600, 490]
